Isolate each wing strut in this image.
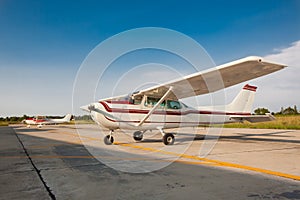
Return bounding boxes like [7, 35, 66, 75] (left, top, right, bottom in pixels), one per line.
[137, 87, 173, 127]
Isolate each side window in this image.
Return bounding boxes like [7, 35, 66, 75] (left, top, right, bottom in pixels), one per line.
[167, 100, 181, 109]
[144, 97, 166, 108]
[133, 96, 142, 105]
[160, 100, 166, 108]
[145, 97, 159, 107]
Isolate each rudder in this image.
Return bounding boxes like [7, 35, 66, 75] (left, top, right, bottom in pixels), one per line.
[227, 84, 257, 113]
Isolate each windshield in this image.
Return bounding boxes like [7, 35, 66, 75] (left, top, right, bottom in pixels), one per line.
[145, 97, 181, 109]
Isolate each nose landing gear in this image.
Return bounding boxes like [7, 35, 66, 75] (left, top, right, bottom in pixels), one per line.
[104, 130, 114, 145]
[133, 131, 144, 141]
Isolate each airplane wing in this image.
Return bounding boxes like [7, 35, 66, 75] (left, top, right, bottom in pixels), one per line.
[230, 113, 276, 123]
[130, 56, 286, 100]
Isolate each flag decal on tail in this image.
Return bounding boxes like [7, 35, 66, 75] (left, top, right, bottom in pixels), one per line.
[243, 84, 257, 92]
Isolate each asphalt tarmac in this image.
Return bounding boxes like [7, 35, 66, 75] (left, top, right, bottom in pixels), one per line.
[0, 125, 299, 200]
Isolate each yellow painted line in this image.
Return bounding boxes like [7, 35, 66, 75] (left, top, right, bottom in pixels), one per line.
[115, 142, 300, 181]
[175, 160, 218, 166]
[21, 129, 300, 181]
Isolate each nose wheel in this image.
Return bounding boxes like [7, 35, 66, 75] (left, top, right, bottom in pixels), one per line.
[104, 130, 114, 145]
[133, 131, 143, 141]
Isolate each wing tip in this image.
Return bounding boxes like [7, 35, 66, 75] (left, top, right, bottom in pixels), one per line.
[232, 56, 287, 68]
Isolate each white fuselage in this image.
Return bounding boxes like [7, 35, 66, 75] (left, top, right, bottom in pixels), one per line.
[90, 100, 249, 131]
[25, 118, 63, 125]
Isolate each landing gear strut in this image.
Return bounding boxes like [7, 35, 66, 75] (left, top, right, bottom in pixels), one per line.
[104, 130, 114, 145]
[133, 131, 143, 141]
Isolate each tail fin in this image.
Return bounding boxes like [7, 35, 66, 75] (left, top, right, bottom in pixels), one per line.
[227, 84, 257, 113]
[62, 114, 72, 122]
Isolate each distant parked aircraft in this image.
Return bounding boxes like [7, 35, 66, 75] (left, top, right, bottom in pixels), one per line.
[24, 114, 72, 128]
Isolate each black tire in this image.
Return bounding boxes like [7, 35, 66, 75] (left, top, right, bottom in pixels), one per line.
[104, 135, 114, 145]
[133, 131, 143, 141]
[163, 133, 175, 145]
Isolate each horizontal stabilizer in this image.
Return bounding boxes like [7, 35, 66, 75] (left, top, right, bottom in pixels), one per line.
[230, 113, 275, 123]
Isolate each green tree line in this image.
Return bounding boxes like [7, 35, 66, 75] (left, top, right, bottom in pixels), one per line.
[254, 105, 299, 115]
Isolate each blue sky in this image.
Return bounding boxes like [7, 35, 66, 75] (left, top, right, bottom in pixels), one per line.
[0, 0, 299, 116]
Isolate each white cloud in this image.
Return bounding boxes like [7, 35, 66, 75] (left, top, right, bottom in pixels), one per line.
[265, 40, 300, 67]
[224, 40, 300, 112]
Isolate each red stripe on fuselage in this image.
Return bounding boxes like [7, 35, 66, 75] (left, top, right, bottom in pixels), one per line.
[34, 119, 47, 123]
[105, 100, 133, 105]
[99, 101, 251, 116]
[104, 116, 209, 124]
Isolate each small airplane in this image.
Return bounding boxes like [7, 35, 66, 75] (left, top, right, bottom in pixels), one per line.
[24, 114, 73, 128]
[81, 56, 286, 145]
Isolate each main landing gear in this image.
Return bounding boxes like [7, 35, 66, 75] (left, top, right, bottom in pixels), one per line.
[158, 128, 175, 145]
[163, 133, 175, 145]
[133, 130, 175, 145]
[103, 129, 175, 145]
[104, 130, 114, 145]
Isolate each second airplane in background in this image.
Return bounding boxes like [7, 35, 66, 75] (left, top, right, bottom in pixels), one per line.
[24, 114, 73, 128]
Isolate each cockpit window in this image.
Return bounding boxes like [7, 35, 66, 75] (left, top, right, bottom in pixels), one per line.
[144, 97, 181, 109]
[167, 100, 181, 109]
[133, 96, 142, 105]
[112, 94, 142, 105]
[145, 97, 159, 107]
[145, 97, 165, 108]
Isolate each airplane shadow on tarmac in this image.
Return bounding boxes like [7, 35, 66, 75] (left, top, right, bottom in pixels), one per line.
[216, 130, 300, 144]
[139, 130, 300, 145]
